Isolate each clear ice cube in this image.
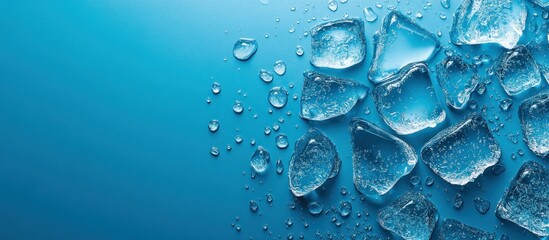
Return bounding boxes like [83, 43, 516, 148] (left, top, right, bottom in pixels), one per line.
[496, 161, 549, 237]
[377, 191, 438, 240]
[450, 0, 527, 49]
[368, 11, 440, 83]
[519, 90, 549, 157]
[439, 219, 496, 240]
[528, 23, 549, 81]
[421, 114, 501, 185]
[436, 56, 480, 109]
[529, 0, 549, 7]
[350, 118, 417, 195]
[233, 38, 258, 61]
[373, 63, 446, 135]
[288, 128, 340, 197]
[300, 71, 369, 121]
[310, 18, 366, 69]
[492, 45, 542, 96]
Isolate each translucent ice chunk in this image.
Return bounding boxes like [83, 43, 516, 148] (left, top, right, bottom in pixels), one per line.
[233, 38, 258, 61]
[528, 23, 549, 81]
[492, 45, 542, 96]
[450, 0, 527, 49]
[350, 118, 417, 195]
[373, 63, 446, 135]
[251, 146, 270, 173]
[440, 219, 496, 240]
[288, 128, 340, 197]
[519, 91, 549, 157]
[496, 161, 549, 237]
[421, 114, 501, 185]
[436, 56, 480, 109]
[529, 0, 549, 8]
[368, 11, 440, 83]
[377, 191, 438, 240]
[300, 71, 369, 121]
[310, 18, 366, 69]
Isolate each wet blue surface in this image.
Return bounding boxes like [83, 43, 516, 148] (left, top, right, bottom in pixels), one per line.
[0, 0, 547, 239]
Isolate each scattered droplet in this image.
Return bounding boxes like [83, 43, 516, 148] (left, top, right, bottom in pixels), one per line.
[453, 193, 464, 209]
[274, 60, 287, 75]
[296, 45, 304, 56]
[410, 176, 421, 186]
[249, 200, 259, 212]
[276, 159, 284, 174]
[268, 87, 289, 108]
[363, 7, 378, 22]
[233, 38, 258, 61]
[328, 0, 338, 11]
[499, 98, 513, 111]
[307, 202, 323, 215]
[276, 134, 289, 149]
[235, 135, 243, 143]
[211, 82, 221, 94]
[208, 119, 219, 132]
[339, 201, 352, 217]
[425, 176, 435, 186]
[210, 146, 220, 157]
[259, 69, 274, 83]
[233, 100, 244, 114]
[473, 197, 490, 214]
[251, 146, 271, 173]
[440, 0, 450, 8]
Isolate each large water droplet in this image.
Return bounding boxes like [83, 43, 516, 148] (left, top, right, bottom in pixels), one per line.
[307, 202, 323, 215]
[276, 133, 289, 149]
[363, 7, 378, 22]
[259, 69, 274, 83]
[233, 100, 244, 114]
[233, 38, 258, 61]
[208, 119, 219, 132]
[251, 146, 271, 173]
[211, 82, 221, 94]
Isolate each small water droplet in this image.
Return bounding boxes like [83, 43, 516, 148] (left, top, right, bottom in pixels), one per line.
[276, 134, 289, 149]
[259, 69, 274, 83]
[296, 45, 304, 56]
[328, 0, 338, 11]
[233, 100, 244, 114]
[274, 60, 287, 75]
[210, 146, 220, 157]
[268, 87, 289, 108]
[235, 135, 243, 143]
[208, 119, 219, 132]
[440, 0, 450, 8]
[276, 160, 284, 174]
[249, 200, 259, 212]
[211, 82, 221, 94]
[410, 176, 421, 186]
[425, 176, 434, 186]
[499, 99, 512, 111]
[363, 7, 378, 22]
[307, 202, 323, 215]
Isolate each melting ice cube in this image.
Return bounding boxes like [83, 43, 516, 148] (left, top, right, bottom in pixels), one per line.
[377, 191, 438, 240]
[436, 56, 480, 109]
[310, 18, 366, 69]
[350, 118, 417, 195]
[492, 45, 542, 96]
[368, 11, 440, 83]
[496, 161, 549, 237]
[519, 90, 549, 157]
[300, 71, 368, 121]
[439, 219, 496, 240]
[373, 63, 445, 135]
[421, 114, 501, 185]
[450, 0, 526, 49]
[288, 128, 340, 197]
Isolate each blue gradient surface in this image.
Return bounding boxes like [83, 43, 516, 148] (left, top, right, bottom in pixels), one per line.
[0, 1, 547, 239]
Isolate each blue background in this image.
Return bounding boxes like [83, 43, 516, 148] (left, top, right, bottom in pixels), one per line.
[0, 0, 547, 239]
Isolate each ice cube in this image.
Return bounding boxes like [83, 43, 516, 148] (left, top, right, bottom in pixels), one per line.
[436, 56, 480, 109]
[519, 90, 549, 157]
[527, 23, 549, 81]
[350, 118, 417, 195]
[288, 128, 340, 197]
[300, 71, 369, 121]
[421, 114, 501, 185]
[492, 45, 542, 96]
[377, 191, 438, 240]
[439, 219, 496, 240]
[450, 0, 527, 49]
[368, 11, 440, 83]
[496, 161, 549, 237]
[310, 18, 366, 69]
[373, 63, 446, 135]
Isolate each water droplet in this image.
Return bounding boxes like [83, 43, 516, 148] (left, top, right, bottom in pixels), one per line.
[307, 202, 323, 215]
[328, 0, 338, 11]
[266, 193, 273, 203]
[210, 146, 220, 157]
[264, 126, 271, 135]
[439, 13, 447, 20]
[290, 6, 296, 11]
[296, 45, 304, 56]
[268, 87, 288, 108]
[499, 98, 513, 111]
[211, 82, 221, 94]
[208, 119, 219, 132]
[276, 159, 284, 174]
[363, 7, 378, 22]
[286, 218, 293, 227]
[233, 38, 258, 61]
[453, 193, 464, 209]
[233, 100, 244, 114]
[410, 176, 421, 186]
[249, 200, 259, 212]
[415, 12, 423, 18]
[468, 100, 478, 110]
[235, 135, 243, 143]
[543, 11, 549, 19]
[440, 0, 450, 9]
[339, 201, 352, 217]
[251, 146, 270, 173]
[425, 176, 434, 186]
[274, 60, 287, 75]
[259, 69, 274, 83]
[276, 134, 289, 149]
